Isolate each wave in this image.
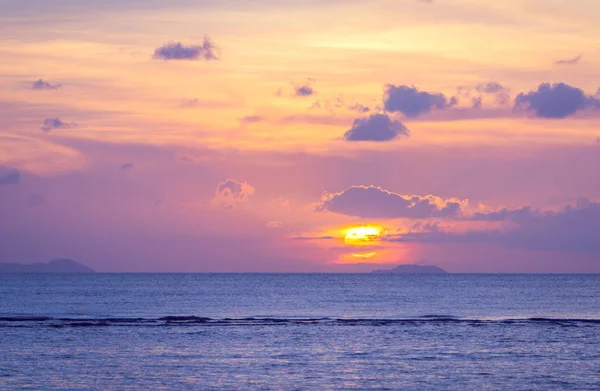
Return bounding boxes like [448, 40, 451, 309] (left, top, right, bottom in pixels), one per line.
[1, 315, 599, 328]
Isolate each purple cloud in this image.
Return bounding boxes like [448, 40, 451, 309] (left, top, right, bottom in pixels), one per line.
[215, 179, 255, 209]
[153, 37, 218, 61]
[295, 85, 314, 97]
[315, 185, 463, 219]
[344, 113, 409, 142]
[240, 115, 265, 124]
[514, 82, 598, 118]
[388, 199, 600, 256]
[383, 84, 456, 117]
[476, 82, 508, 94]
[32, 79, 61, 90]
[41, 117, 73, 132]
[555, 55, 582, 65]
[119, 163, 134, 171]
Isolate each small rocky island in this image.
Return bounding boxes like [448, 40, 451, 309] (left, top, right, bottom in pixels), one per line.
[0, 259, 95, 273]
[372, 264, 448, 274]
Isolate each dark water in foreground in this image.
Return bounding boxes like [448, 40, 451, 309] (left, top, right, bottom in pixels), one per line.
[1, 274, 599, 390]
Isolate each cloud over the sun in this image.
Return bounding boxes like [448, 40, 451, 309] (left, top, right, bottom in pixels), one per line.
[315, 185, 464, 219]
[383, 84, 457, 117]
[344, 113, 409, 142]
[514, 82, 598, 118]
[153, 37, 218, 61]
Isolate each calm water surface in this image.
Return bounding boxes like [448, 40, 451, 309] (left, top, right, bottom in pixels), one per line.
[1, 274, 599, 390]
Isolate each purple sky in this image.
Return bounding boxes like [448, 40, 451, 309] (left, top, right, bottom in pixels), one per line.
[1, 0, 599, 272]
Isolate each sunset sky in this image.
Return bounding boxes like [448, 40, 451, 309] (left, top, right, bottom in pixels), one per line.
[1, 0, 599, 272]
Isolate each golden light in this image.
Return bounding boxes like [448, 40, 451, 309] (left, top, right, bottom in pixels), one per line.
[344, 226, 381, 246]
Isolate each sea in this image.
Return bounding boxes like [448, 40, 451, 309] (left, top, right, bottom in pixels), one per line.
[1, 273, 599, 390]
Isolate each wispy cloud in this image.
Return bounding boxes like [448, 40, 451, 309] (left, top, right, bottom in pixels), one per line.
[555, 55, 582, 65]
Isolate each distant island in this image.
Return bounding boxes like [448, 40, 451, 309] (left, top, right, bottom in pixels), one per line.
[0, 259, 95, 273]
[372, 264, 448, 274]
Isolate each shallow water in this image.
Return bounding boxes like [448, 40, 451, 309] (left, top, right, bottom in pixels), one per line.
[1, 274, 599, 390]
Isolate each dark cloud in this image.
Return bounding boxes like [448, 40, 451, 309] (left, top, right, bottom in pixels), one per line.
[41, 117, 73, 132]
[469, 206, 536, 222]
[120, 162, 134, 171]
[240, 115, 265, 124]
[153, 37, 218, 61]
[472, 96, 482, 109]
[388, 199, 600, 256]
[26, 193, 45, 207]
[215, 178, 255, 209]
[476, 82, 508, 94]
[514, 82, 598, 118]
[0, 170, 21, 185]
[315, 185, 463, 219]
[383, 84, 456, 117]
[295, 85, 314, 97]
[32, 79, 61, 90]
[344, 113, 409, 142]
[555, 55, 581, 65]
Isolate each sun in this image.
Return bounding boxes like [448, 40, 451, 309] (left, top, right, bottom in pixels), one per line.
[344, 226, 381, 246]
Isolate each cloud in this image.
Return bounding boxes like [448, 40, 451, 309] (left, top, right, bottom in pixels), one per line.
[472, 96, 482, 109]
[41, 117, 74, 132]
[120, 162, 134, 171]
[295, 84, 314, 97]
[514, 82, 598, 118]
[475, 82, 508, 94]
[153, 37, 218, 61]
[26, 192, 45, 207]
[469, 206, 537, 222]
[215, 178, 255, 209]
[344, 113, 409, 142]
[0, 170, 21, 185]
[310, 98, 370, 113]
[31, 79, 61, 90]
[315, 185, 464, 219]
[383, 84, 456, 117]
[240, 115, 265, 124]
[348, 103, 370, 113]
[266, 221, 284, 229]
[555, 55, 582, 65]
[388, 199, 600, 256]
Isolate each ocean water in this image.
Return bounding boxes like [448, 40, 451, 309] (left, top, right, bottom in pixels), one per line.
[1, 274, 599, 390]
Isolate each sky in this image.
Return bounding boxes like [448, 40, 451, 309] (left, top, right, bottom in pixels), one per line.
[1, 0, 599, 272]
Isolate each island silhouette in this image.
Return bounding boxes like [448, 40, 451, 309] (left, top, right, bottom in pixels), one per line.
[0, 259, 95, 273]
[372, 264, 447, 274]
